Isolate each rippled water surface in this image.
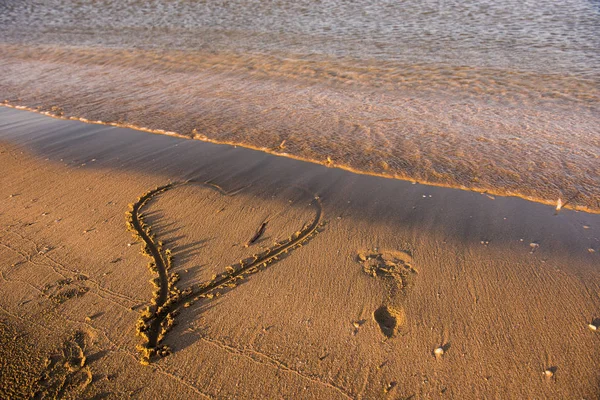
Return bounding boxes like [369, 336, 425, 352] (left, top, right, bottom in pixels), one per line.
[0, 0, 599, 210]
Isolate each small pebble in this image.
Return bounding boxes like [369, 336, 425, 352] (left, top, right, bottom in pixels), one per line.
[384, 381, 397, 393]
[588, 324, 597, 332]
[543, 369, 554, 379]
[434, 347, 444, 358]
[530, 243, 539, 253]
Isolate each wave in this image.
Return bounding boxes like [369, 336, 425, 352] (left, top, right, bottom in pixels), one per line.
[0, 45, 599, 213]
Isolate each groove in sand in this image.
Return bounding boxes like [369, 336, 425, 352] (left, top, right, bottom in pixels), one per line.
[126, 181, 323, 364]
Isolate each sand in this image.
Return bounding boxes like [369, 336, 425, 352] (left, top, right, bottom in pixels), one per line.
[0, 107, 599, 399]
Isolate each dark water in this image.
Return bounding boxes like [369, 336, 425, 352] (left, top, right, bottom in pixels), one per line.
[0, 0, 599, 210]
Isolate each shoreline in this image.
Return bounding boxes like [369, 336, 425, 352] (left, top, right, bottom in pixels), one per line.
[0, 106, 598, 262]
[1, 41, 597, 214]
[2, 103, 597, 215]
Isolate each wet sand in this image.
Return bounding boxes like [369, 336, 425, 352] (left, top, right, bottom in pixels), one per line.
[0, 107, 599, 399]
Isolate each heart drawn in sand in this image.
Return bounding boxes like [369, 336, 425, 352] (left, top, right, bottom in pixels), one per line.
[125, 181, 323, 364]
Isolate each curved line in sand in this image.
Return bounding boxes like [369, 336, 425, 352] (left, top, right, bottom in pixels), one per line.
[126, 181, 324, 363]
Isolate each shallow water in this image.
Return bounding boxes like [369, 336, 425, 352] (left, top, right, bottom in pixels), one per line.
[0, 0, 599, 210]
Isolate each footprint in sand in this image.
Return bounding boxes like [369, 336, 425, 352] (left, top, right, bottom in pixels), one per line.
[357, 250, 416, 338]
[31, 330, 93, 398]
[373, 305, 406, 338]
[42, 275, 90, 304]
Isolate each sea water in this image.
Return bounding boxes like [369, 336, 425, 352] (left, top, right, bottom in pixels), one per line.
[0, 0, 598, 210]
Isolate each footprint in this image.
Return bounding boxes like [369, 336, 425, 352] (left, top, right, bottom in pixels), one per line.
[358, 250, 416, 338]
[373, 305, 405, 338]
[357, 250, 416, 294]
[32, 330, 92, 398]
[42, 275, 90, 304]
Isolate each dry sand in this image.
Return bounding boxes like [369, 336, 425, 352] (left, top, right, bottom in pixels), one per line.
[0, 107, 599, 399]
